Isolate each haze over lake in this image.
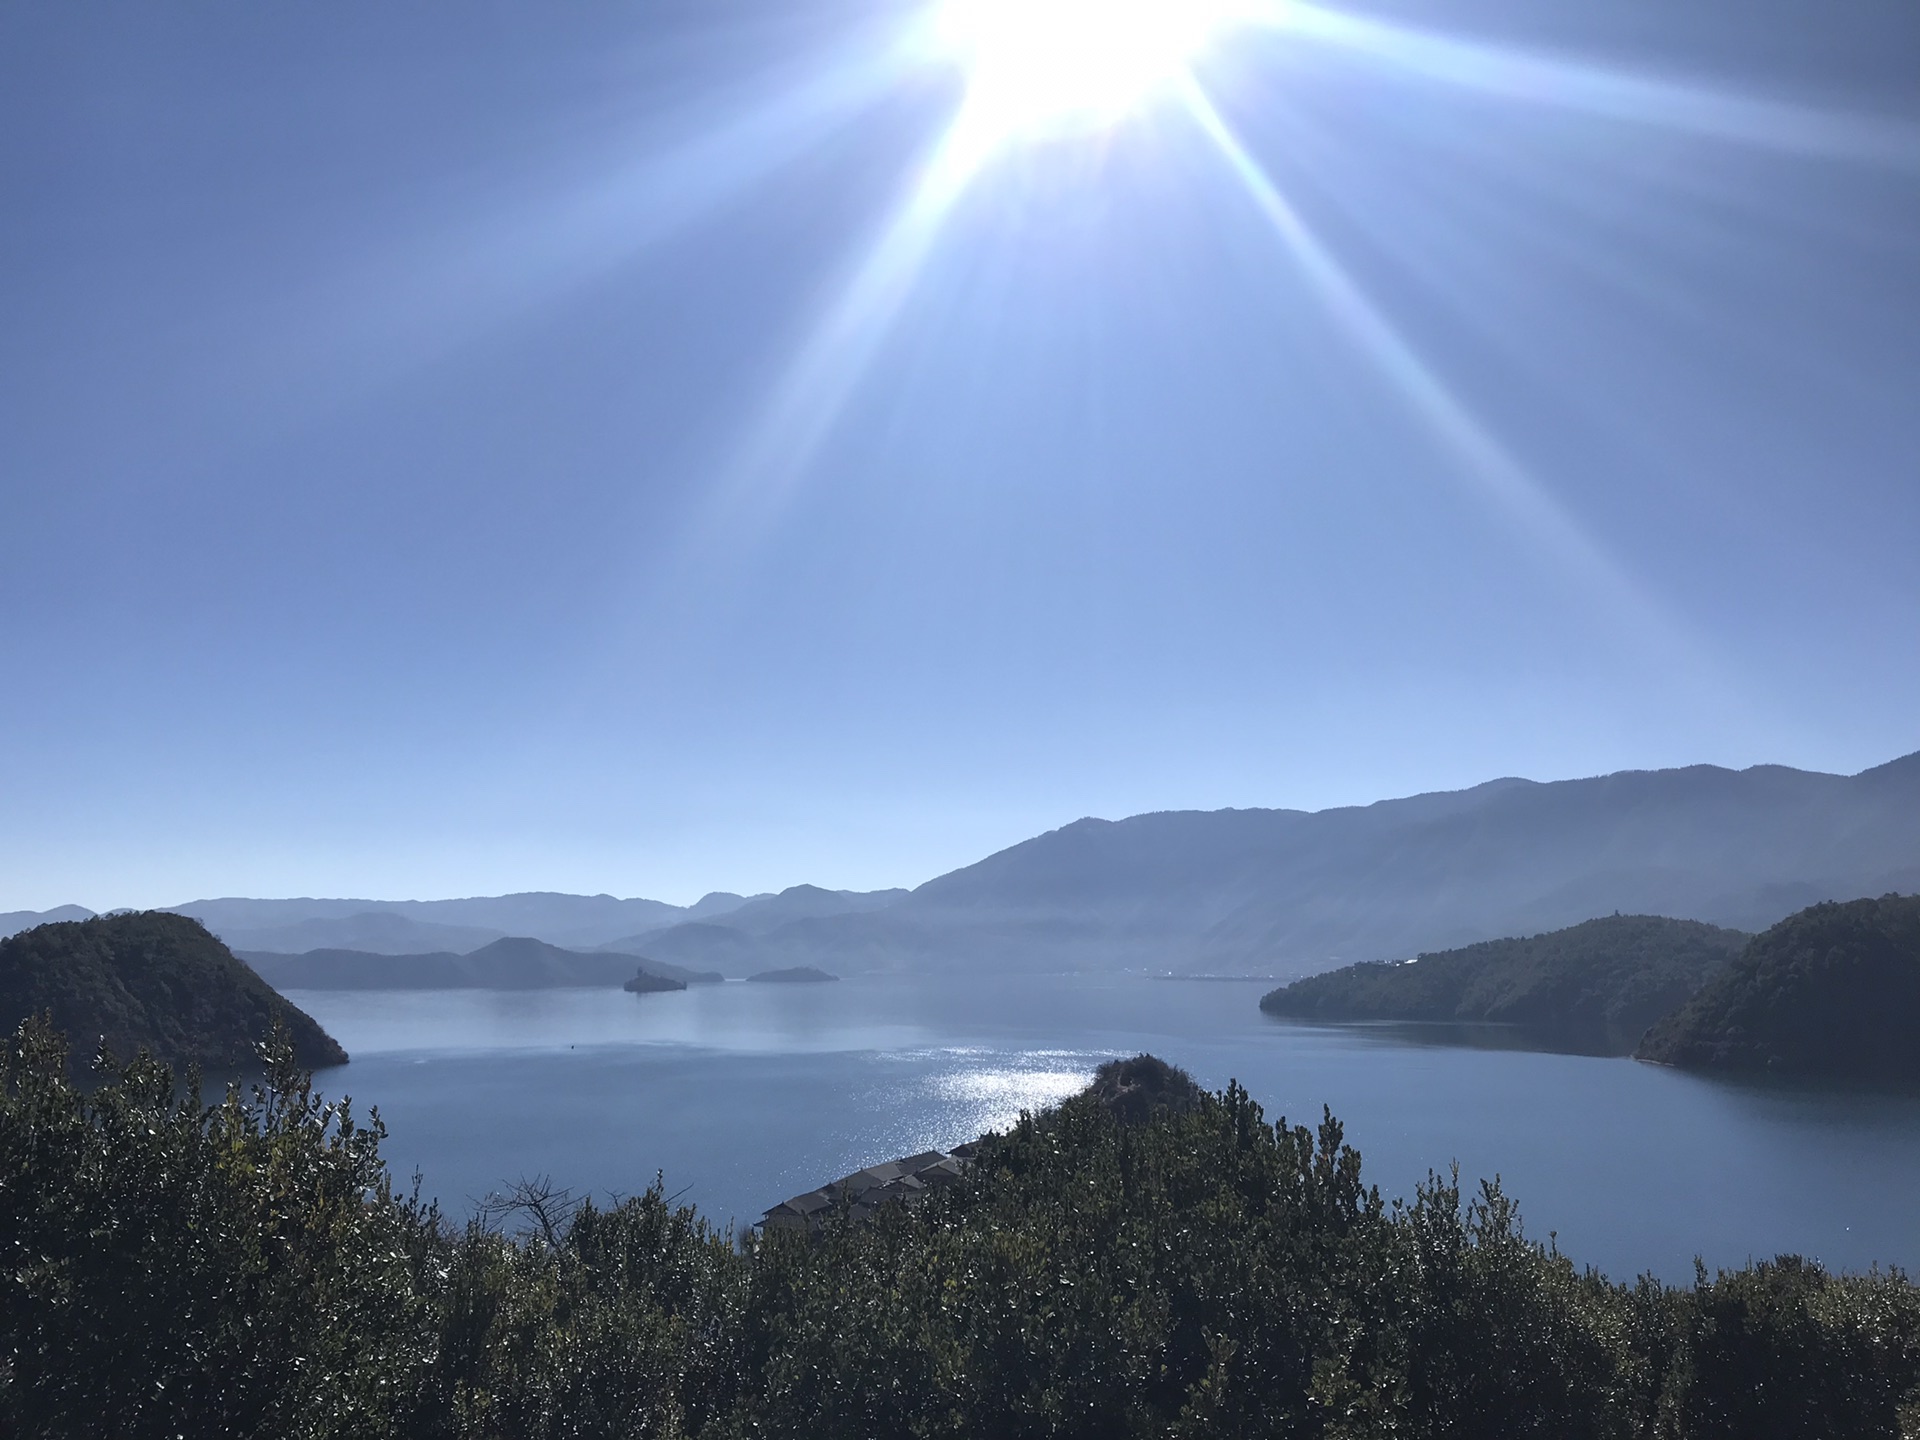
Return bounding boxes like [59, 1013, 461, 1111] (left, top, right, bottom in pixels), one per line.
[290, 972, 1920, 1284]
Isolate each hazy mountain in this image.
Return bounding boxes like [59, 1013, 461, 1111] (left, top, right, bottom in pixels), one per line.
[10, 891, 779, 966]
[200, 911, 510, 957]
[0, 911, 345, 1074]
[707, 884, 910, 934]
[614, 922, 769, 974]
[0, 905, 97, 941]
[685, 891, 770, 920]
[241, 937, 720, 991]
[173, 892, 717, 951]
[20, 751, 1919, 983]
[654, 751, 1920, 980]
[599, 884, 911, 962]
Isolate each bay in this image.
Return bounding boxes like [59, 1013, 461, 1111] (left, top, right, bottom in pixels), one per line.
[286, 972, 1920, 1283]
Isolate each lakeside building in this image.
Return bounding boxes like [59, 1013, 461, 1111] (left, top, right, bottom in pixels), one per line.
[759, 1144, 975, 1234]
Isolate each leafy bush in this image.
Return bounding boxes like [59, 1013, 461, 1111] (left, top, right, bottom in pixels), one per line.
[4, 1019, 1917, 1438]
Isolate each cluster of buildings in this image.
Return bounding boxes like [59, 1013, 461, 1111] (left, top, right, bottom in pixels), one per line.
[759, 1143, 977, 1234]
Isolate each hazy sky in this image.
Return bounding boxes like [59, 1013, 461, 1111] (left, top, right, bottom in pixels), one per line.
[4, 0, 1917, 910]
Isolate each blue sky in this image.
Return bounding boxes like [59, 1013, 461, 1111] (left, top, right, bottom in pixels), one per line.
[3, 0, 1917, 910]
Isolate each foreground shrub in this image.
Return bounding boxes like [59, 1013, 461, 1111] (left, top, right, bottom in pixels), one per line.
[3, 1019, 1918, 1437]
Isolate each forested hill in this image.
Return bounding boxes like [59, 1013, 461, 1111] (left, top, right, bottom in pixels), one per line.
[1637, 893, 1920, 1085]
[1259, 914, 1748, 1052]
[0, 911, 345, 1073]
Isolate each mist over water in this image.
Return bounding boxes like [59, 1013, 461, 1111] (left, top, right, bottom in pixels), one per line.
[291, 973, 1920, 1282]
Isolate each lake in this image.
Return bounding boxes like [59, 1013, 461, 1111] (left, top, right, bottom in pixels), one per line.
[287, 973, 1920, 1284]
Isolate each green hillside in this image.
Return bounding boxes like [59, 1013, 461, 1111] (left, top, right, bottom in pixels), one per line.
[0, 911, 345, 1073]
[1260, 914, 1747, 1053]
[1637, 893, 1920, 1085]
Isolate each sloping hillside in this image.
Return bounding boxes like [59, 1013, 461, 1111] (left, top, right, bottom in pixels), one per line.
[0, 911, 345, 1073]
[1259, 914, 1748, 1052]
[697, 752, 1920, 977]
[1637, 894, 1920, 1085]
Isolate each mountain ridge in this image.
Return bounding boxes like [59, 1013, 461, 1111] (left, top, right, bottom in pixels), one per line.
[7, 749, 1917, 981]
[241, 937, 720, 991]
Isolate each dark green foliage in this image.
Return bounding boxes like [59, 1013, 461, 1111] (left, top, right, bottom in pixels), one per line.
[0, 910, 346, 1074]
[4, 1023, 1918, 1438]
[1658, 1257, 1920, 1438]
[1262, 914, 1748, 1053]
[1637, 895, 1920, 1086]
[1084, 1051, 1203, 1124]
[0, 1017, 430, 1437]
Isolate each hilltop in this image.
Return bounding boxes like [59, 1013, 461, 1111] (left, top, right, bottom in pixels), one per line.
[1637, 893, 1920, 1085]
[1260, 914, 1748, 1053]
[0, 911, 345, 1073]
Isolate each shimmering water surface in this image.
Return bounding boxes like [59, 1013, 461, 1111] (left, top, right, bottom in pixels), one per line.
[287, 974, 1920, 1283]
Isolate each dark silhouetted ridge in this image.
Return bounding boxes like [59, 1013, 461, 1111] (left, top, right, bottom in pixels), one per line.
[0, 910, 345, 1073]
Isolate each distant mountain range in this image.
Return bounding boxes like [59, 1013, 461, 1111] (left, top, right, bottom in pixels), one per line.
[172, 891, 762, 954]
[240, 937, 721, 992]
[6, 750, 1918, 982]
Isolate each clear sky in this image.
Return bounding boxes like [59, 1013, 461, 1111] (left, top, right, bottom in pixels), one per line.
[3, 0, 1917, 911]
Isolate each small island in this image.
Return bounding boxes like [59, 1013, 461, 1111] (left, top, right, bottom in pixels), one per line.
[623, 969, 688, 994]
[747, 966, 839, 984]
[1636, 893, 1920, 1086]
[1260, 914, 1746, 1054]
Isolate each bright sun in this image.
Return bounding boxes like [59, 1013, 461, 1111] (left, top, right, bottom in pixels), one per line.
[938, 0, 1236, 141]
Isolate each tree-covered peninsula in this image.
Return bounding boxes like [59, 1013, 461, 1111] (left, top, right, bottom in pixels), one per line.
[6, 1020, 1919, 1437]
[0, 911, 345, 1075]
[1637, 893, 1920, 1086]
[1259, 913, 1746, 1053]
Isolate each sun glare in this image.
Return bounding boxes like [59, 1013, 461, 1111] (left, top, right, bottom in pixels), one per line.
[938, 0, 1237, 141]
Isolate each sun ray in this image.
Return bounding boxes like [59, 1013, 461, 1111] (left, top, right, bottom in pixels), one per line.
[1257, 1, 1920, 169]
[1178, 78, 1712, 670]
[651, 104, 1001, 593]
[173, 33, 924, 475]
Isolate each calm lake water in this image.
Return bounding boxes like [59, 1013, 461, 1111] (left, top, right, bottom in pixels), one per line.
[287, 974, 1920, 1284]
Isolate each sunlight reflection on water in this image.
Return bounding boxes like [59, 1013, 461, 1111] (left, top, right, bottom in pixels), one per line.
[286, 975, 1920, 1280]
[927, 1063, 1095, 1134]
